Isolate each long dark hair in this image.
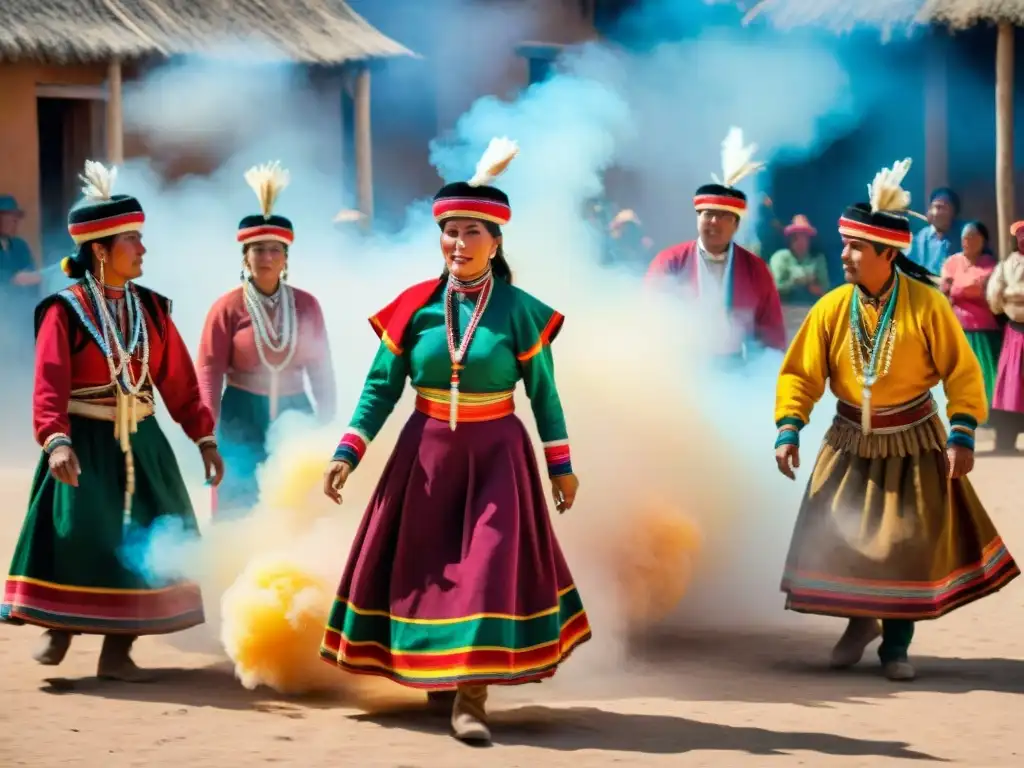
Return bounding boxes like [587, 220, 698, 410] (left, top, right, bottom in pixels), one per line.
[439, 219, 513, 284]
[893, 251, 939, 287]
[65, 235, 117, 280]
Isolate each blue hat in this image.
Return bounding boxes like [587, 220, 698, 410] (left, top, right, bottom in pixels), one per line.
[0, 194, 23, 215]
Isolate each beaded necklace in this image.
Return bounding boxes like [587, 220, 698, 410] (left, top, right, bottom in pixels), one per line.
[445, 268, 494, 431]
[848, 275, 899, 434]
[243, 279, 298, 419]
[83, 270, 152, 533]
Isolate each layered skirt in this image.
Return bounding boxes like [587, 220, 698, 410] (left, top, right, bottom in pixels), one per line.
[213, 384, 312, 517]
[320, 399, 591, 690]
[1, 413, 204, 635]
[781, 395, 1019, 620]
[992, 321, 1024, 415]
[964, 329, 1003, 412]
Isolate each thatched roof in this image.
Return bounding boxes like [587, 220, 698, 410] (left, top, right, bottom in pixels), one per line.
[0, 0, 414, 64]
[741, 0, 1024, 33]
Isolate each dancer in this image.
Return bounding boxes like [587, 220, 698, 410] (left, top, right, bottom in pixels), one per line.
[646, 127, 786, 356]
[987, 220, 1024, 452]
[320, 138, 590, 744]
[197, 162, 336, 517]
[0, 161, 224, 680]
[774, 159, 1019, 681]
[940, 221, 1001, 409]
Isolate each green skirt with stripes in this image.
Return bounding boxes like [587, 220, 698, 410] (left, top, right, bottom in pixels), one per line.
[965, 329, 1003, 416]
[0, 414, 204, 635]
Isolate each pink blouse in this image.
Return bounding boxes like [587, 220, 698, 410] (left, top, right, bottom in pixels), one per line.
[941, 252, 1000, 331]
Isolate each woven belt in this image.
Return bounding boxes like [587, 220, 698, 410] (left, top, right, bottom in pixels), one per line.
[836, 392, 937, 434]
[414, 386, 515, 423]
[68, 399, 155, 422]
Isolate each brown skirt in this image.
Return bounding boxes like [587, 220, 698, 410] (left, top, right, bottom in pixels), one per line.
[781, 413, 1019, 620]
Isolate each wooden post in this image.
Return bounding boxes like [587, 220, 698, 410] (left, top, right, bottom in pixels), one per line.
[996, 22, 1015, 261]
[923, 32, 948, 197]
[106, 58, 124, 165]
[353, 64, 373, 231]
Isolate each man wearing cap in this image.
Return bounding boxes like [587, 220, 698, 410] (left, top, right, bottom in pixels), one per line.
[645, 128, 786, 355]
[908, 187, 964, 275]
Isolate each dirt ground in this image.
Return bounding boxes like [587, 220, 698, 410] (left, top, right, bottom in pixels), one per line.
[2, 435, 1024, 768]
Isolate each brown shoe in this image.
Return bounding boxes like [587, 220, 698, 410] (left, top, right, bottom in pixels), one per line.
[97, 635, 155, 682]
[451, 684, 490, 744]
[32, 629, 72, 666]
[829, 618, 882, 669]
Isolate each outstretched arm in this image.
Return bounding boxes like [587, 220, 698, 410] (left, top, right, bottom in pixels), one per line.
[330, 343, 408, 469]
[154, 313, 216, 445]
[33, 303, 73, 452]
[925, 294, 987, 450]
[774, 302, 830, 449]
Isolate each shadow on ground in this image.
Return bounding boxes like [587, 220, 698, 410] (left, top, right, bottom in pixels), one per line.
[31, 626, 1024, 715]
[352, 704, 944, 760]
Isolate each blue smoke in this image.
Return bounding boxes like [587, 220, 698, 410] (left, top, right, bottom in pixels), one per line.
[119, 515, 202, 588]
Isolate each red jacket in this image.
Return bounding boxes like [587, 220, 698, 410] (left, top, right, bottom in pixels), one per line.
[645, 240, 787, 352]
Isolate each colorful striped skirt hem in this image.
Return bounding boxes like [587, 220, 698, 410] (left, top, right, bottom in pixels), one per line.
[320, 585, 592, 689]
[781, 412, 1019, 621]
[1, 576, 204, 635]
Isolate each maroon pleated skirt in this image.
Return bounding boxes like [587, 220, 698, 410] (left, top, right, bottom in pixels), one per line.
[320, 411, 591, 689]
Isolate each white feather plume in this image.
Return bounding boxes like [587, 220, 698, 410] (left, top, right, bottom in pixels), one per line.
[710, 127, 764, 188]
[244, 161, 291, 219]
[468, 137, 519, 187]
[868, 158, 913, 214]
[79, 160, 118, 201]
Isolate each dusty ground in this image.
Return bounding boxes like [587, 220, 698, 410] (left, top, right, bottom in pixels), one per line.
[1, 436, 1023, 768]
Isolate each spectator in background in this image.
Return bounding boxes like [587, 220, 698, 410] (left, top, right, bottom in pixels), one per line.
[606, 208, 655, 273]
[908, 187, 964, 275]
[0, 194, 42, 356]
[753, 193, 785, 260]
[987, 220, 1024, 453]
[769, 215, 830, 305]
[941, 221, 1001, 410]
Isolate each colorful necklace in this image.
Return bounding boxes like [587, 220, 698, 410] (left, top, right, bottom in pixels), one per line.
[83, 270, 151, 534]
[243, 279, 298, 419]
[84, 271, 150, 397]
[445, 268, 494, 431]
[848, 276, 899, 433]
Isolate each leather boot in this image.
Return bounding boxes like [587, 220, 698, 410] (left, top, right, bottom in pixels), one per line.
[451, 684, 490, 743]
[32, 629, 72, 666]
[97, 635, 155, 682]
[830, 618, 881, 668]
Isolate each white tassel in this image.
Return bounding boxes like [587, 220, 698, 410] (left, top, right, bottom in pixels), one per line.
[244, 161, 291, 219]
[710, 127, 764, 188]
[79, 160, 118, 201]
[468, 137, 519, 187]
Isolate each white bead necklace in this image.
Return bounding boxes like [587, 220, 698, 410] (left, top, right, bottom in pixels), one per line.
[243, 279, 298, 419]
[84, 271, 150, 396]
